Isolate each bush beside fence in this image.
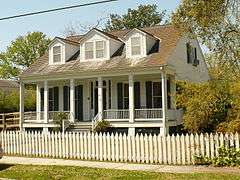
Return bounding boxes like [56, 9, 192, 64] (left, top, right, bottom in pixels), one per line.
[1, 131, 239, 165]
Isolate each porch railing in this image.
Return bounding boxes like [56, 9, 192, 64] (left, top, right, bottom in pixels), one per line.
[24, 111, 71, 122]
[135, 109, 163, 119]
[103, 109, 129, 120]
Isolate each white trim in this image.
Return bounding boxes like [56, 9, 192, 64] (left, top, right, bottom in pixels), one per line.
[70, 79, 75, 122]
[44, 81, 49, 125]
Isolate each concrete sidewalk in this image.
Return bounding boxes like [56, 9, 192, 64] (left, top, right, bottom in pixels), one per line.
[1, 156, 240, 174]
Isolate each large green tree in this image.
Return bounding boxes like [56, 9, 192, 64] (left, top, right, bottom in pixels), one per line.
[105, 4, 166, 31]
[0, 32, 51, 79]
[172, 0, 240, 71]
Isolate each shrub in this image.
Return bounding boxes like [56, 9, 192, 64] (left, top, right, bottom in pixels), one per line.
[52, 112, 70, 131]
[94, 120, 111, 133]
[194, 146, 240, 167]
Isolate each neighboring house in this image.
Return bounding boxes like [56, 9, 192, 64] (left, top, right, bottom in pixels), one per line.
[19, 25, 210, 135]
[0, 80, 19, 93]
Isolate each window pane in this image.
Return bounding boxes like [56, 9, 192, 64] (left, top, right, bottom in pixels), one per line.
[96, 41, 104, 50]
[85, 42, 93, 51]
[153, 97, 162, 108]
[96, 50, 104, 58]
[124, 97, 129, 109]
[131, 46, 141, 55]
[53, 46, 61, 54]
[96, 41, 106, 58]
[53, 54, 61, 62]
[153, 82, 161, 96]
[131, 37, 140, 46]
[85, 51, 94, 59]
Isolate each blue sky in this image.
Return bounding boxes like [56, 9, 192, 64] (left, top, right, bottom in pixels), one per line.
[0, 0, 181, 51]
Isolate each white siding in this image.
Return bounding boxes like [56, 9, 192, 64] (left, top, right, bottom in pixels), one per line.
[146, 35, 157, 54]
[125, 32, 147, 59]
[167, 36, 210, 83]
[110, 40, 122, 57]
[80, 33, 110, 61]
[65, 44, 79, 61]
[49, 39, 79, 65]
[49, 41, 65, 65]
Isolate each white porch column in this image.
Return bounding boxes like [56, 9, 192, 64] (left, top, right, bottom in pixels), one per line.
[36, 83, 41, 121]
[19, 82, 24, 131]
[129, 74, 134, 124]
[98, 77, 103, 120]
[43, 80, 49, 132]
[70, 79, 75, 122]
[160, 71, 169, 136]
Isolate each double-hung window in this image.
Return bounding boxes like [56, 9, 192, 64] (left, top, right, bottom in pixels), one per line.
[85, 41, 106, 60]
[85, 42, 94, 59]
[96, 41, 106, 59]
[131, 37, 141, 56]
[152, 82, 162, 108]
[53, 46, 61, 63]
[146, 81, 162, 108]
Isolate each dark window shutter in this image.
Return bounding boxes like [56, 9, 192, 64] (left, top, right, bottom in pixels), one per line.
[90, 82, 93, 109]
[49, 88, 53, 111]
[63, 86, 70, 111]
[186, 43, 191, 64]
[134, 82, 141, 109]
[167, 80, 171, 109]
[40, 88, 44, 111]
[75, 85, 83, 120]
[146, 81, 152, 108]
[53, 87, 59, 111]
[194, 47, 197, 60]
[117, 83, 123, 109]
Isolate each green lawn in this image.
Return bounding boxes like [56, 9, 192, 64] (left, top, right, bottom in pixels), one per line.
[0, 164, 239, 180]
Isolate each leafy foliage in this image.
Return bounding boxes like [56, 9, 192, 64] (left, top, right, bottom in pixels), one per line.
[195, 146, 240, 167]
[94, 120, 111, 133]
[0, 32, 51, 79]
[172, 0, 240, 72]
[52, 112, 70, 131]
[0, 89, 35, 113]
[105, 4, 166, 31]
[176, 80, 231, 133]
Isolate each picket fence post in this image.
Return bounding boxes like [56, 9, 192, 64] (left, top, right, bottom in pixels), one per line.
[1, 131, 240, 165]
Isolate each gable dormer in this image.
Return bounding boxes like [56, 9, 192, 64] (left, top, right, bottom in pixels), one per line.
[124, 28, 158, 59]
[49, 37, 79, 65]
[79, 29, 122, 61]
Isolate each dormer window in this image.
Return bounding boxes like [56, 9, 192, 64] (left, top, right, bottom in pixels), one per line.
[53, 46, 61, 63]
[131, 37, 141, 56]
[96, 41, 106, 58]
[85, 42, 94, 60]
[84, 40, 107, 60]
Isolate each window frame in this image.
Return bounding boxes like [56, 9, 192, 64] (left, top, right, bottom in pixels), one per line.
[95, 40, 106, 59]
[152, 81, 162, 108]
[130, 36, 141, 56]
[52, 46, 62, 63]
[85, 41, 94, 60]
[84, 40, 107, 60]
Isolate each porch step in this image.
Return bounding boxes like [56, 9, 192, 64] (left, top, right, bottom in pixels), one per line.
[66, 122, 92, 132]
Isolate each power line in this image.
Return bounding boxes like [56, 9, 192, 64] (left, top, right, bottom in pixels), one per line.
[0, 0, 118, 21]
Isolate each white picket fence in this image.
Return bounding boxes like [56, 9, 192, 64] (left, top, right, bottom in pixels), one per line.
[1, 131, 239, 165]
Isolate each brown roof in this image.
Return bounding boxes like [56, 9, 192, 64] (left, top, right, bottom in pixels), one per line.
[0, 80, 19, 88]
[20, 25, 182, 79]
[56, 37, 80, 46]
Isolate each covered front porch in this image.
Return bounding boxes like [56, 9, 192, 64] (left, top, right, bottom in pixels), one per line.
[20, 69, 183, 135]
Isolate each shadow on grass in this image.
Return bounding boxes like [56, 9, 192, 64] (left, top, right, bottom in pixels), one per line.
[0, 164, 14, 171]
